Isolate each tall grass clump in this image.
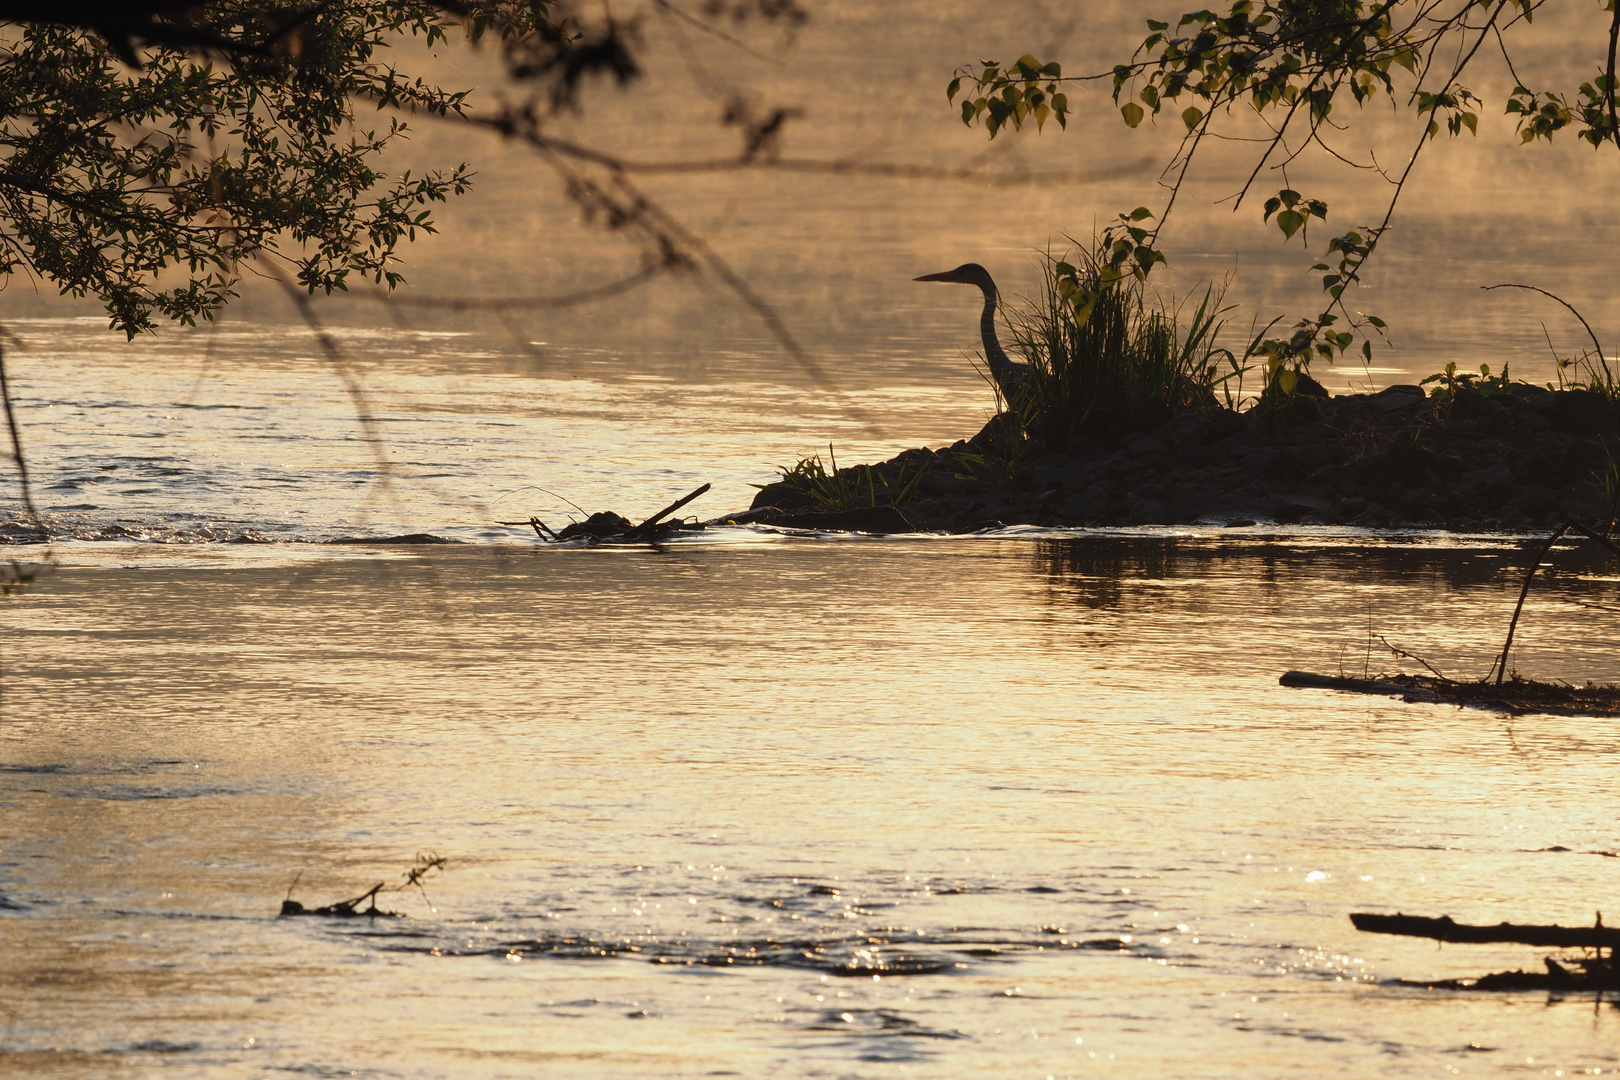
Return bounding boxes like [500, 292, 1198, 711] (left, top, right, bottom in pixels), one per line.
[1009, 246, 1255, 450]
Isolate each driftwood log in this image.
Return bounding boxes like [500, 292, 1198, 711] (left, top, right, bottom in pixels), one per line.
[1280, 671, 1431, 699]
[1284, 518, 1620, 718]
[1354, 911, 1620, 990]
[1280, 671, 1620, 717]
[1351, 912, 1620, 950]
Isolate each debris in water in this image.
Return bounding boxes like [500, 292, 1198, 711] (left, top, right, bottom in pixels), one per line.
[280, 853, 447, 918]
[502, 483, 711, 543]
[1280, 670, 1620, 717]
[1282, 518, 1620, 717]
[1352, 910, 1620, 992]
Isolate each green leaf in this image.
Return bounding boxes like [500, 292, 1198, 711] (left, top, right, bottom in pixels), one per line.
[1181, 105, 1203, 131]
[1276, 209, 1304, 239]
[947, 77, 962, 102]
[1121, 102, 1145, 127]
[1128, 206, 1154, 221]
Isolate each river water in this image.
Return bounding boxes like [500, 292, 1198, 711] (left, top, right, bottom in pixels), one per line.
[7, 2, 1620, 1076]
[7, 524, 1620, 1078]
[6, 326, 1620, 1077]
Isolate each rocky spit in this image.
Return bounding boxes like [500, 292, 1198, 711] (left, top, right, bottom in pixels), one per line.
[747, 384, 1620, 532]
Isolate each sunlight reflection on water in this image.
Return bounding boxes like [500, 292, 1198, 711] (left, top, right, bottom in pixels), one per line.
[5, 536, 1620, 1077]
[5, 3, 1620, 1071]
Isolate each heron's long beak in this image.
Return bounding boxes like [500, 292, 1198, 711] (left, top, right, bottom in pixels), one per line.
[913, 271, 954, 282]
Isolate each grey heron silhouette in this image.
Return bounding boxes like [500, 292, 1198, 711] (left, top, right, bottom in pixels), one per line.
[914, 263, 1028, 403]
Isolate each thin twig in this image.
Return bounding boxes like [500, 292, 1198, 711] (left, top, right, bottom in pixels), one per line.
[0, 338, 36, 522]
[1378, 634, 1446, 680]
[1492, 522, 1573, 685]
[259, 263, 396, 495]
[1483, 283, 1611, 390]
[354, 264, 663, 312]
[630, 482, 710, 536]
[1493, 520, 1620, 685]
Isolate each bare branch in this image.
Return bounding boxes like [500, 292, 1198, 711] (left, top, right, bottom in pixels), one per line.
[1482, 283, 1610, 387]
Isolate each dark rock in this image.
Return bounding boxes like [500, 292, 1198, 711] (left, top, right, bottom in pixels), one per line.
[1277, 495, 1333, 523]
[1206, 408, 1248, 441]
[1372, 384, 1425, 415]
[1451, 388, 1506, 424]
[1512, 490, 1556, 517]
[1515, 410, 1551, 433]
[1349, 507, 1391, 528]
[1127, 435, 1168, 458]
[1127, 499, 1171, 525]
[1061, 484, 1107, 521]
[557, 512, 634, 540]
[750, 482, 812, 511]
[1161, 412, 1210, 450]
[1335, 495, 1367, 518]
[1549, 390, 1617, 434]
[1559, 493, 1603, 520]
[1261, 450, 1307, 482]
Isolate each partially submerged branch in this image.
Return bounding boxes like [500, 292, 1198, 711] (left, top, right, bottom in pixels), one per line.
[1284, 515, 1620, 716]
[1353, 910, 1620, 992]
[1490, 519, 1620, 685]
[280, 853, 447, 919]
[1352, 911, 1620, 951]
[501, 483, 712, 543]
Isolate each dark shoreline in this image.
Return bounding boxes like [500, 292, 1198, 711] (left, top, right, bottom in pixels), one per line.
[749, 384, 1620, 534]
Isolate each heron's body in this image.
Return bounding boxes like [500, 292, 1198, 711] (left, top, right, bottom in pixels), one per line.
[914, 263, 1027, 401]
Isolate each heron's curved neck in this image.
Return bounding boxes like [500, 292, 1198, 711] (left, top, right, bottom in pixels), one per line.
[977, 288, 1015, 382]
